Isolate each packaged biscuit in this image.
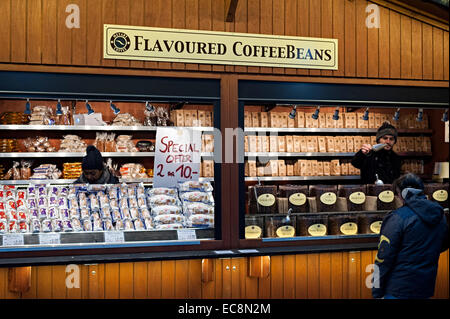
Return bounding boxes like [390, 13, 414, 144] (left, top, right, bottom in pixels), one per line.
[155, 223, 184, 230]
[178, 181, 213, 193]
[153, 214, 186, 225]
[151, 205, 182, 216]
[148, 195, 180, 207]
[180, 191, 213, 204]
[187, 214, 214, 227]
[147, 187, 178, 197]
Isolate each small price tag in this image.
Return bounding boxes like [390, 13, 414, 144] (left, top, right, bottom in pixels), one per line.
[104, 231, 125, 243]
[39, 233, 61, 245]
[176, 229, 197, 240]
[2, 234, 24, 246]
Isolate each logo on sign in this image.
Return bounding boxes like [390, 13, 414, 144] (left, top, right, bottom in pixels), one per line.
[110, 32, 131, 53]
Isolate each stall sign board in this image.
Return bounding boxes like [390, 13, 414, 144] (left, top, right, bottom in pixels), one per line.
[154, 127, 201, 188]
[104, 24, 338, 70]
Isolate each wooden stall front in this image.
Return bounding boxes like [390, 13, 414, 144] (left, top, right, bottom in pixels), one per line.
[0, 0, 448, 299]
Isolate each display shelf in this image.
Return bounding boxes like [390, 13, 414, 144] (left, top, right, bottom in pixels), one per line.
[0, 152, 214, 158]
[0, 228, 214, 250]
[0, 124, 215, 132]
[245, 152, 355, 157]
[245, 175, 360, 182]
[0, 177, 215, 185]
[245, 210, 390, 218]
[244, 152, 431, 158]
[244, 127, 433, 134]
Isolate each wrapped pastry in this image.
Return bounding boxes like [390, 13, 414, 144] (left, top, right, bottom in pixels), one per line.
[31, 219, 41, 233]
[83, 219, 92, 231]
[8, 220, 18, 233]
[121, 208, 132, 220]
[48, 207, 59, 219]
[19, 221, 29, 233]
[69, 208, 80, 219]
[140, 208, 151, 219]
[114, 219, 125, 230]
[134, 219, 145, 230]
[109, 199, 119, 210]
[42, 219, 52, 232]
[51, 219, 64, 232]
[124, 219, 134, 230]
[62, 219, 73, 232]
[130, 207, 140, 220]
[178, 181, 213, 193]
[147, 187, 177, 197]
[29, 209, 39, 220]
[71, 218, 83, 232]
[187, 214, 214, 227]
[148, 195, 180, 207]
[143, 217, 153, 229]
[153, 214, 185, 225]
[59, 208, 70, 219]
[100, 207, 112, 220]
[111, 209, 122, 222]
[128, 196, 138, 208]
[0, 221, 6, 233]
[80, 208, 90, 220]
[92, 218, 103, 231]
[39, 208, 48, 220]
[180, 191, 213, 204]
[103, 219, 114, 231]
[155, 223, 184, 230]
[151, 205, 182, 216]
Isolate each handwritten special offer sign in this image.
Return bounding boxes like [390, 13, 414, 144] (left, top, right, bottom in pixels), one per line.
[154, 127, 202, 188]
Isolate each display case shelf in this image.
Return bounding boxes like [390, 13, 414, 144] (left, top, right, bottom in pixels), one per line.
[0, 152, 214, 158]
[244, 152, 431, 158]
[0, 177, 215, 185]
[0, 124, 216, 132]
[0, 228, 214, 250]
[244, 127, 433, 134]
[245, 175, 361, 182]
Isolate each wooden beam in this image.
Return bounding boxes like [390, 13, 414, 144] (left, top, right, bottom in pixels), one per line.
[8, 267, 31, 293]
[226, 0, 239, 22]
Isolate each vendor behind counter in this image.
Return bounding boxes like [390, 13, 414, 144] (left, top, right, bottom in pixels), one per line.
[75, 145, 119, 184]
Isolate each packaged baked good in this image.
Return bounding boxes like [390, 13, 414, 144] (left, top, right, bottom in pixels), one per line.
[103, 219, 114, 231]
[154, 214, 186, 225]
[187, 214, 214, 227]
[71, 218, 83, 232]
[83, 219, 92, 231]
[148, 194, 180, 207]
[42, 219, 52, 232]
[178, 181, 213, 193]
[134, 219, 146, 230]
[151, 205, 183, 216]
[183, 202, 214, 216]
[31, 219, 41, 233]
[155, 223, 184, 230]
[180, 191, 213, 204]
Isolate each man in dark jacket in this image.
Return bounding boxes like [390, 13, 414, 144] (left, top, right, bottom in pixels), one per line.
[75, 145, 119, 184]
[351, 122, 401, 184]
[372, 173, 449, 299]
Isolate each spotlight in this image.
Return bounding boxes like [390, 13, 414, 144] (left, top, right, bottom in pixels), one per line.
[416, 108, 423, 122]
[24, 98, 31, 115]
[145, 101, 155, 112]
[85, 100, 94, 115]
[392, 108, 400, 122]
[288, 105, 297, 119]
[311, 106, 320, 120]
[362, 107, 369, 121]
[109, 100, 120, 115]
[442, 109, 448, 122]
[56, 99, 63, 115]
[332, 107, 340, 121]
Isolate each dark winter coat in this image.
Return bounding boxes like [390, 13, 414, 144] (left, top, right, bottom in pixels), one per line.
[351, 149, 401, 184]
[74, 168, 119, 184]
[372, 188, 449, 299]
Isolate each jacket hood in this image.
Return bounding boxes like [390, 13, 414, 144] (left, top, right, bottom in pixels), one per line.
[403, 188, 444, 225]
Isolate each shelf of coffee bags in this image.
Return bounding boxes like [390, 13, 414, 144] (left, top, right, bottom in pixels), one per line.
[245, 176, 361, 182]
[0, 228, 215, 249]
[0, 177, 215, 185]
[245, 152, 432, 158]
[245, 152, 356, 157]
[244, 127, 433, 134]
[0, 152, 215, 158]
[245, 210, 390, 218]
[0, 125, 216, 132]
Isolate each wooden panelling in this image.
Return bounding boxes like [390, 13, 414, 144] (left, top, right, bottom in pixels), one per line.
[1, 250, 448, 299]
[0, 0, 447, 82]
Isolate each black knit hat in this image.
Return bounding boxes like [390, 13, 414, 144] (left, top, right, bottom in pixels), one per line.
[376, 122, 398, 143]
[82, 145, 104, 170]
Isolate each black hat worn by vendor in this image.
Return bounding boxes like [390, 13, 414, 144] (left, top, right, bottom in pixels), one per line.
[82, 145, 104, 170]
[376, 122, 398, 143]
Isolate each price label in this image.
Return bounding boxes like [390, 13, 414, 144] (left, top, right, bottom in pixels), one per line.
[2, 234, 24, 246]
[104, 231, 125, 243]
[39, 233, 61, 245]
[154, 127, 202, 188]
[177, 229, 197, 241]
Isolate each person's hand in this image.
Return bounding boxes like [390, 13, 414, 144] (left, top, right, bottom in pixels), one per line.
[361, 143, 372, 154]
